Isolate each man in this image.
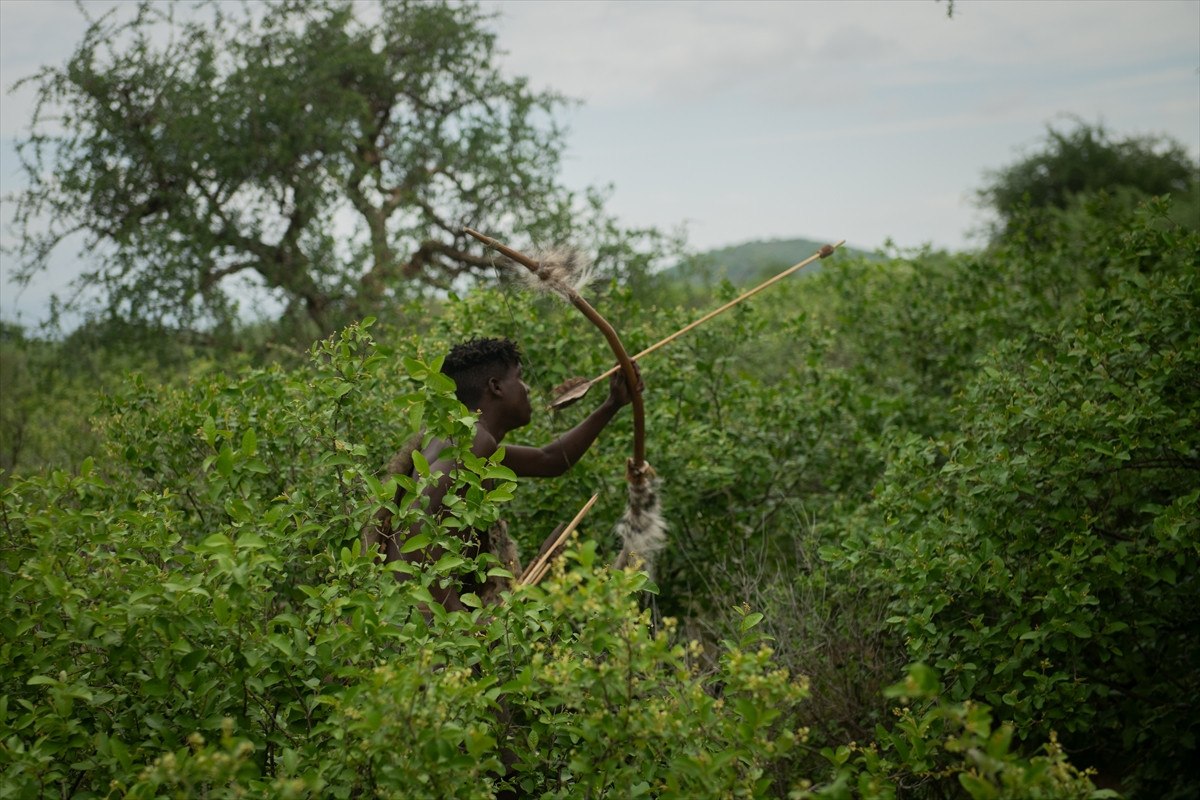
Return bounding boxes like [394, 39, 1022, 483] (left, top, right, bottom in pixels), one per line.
[380, 337, 639, 612]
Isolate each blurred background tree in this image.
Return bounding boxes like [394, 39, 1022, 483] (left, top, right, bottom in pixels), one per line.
[978, 118, 1199, 240]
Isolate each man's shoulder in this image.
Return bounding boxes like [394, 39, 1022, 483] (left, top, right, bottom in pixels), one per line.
[472, 427, 501, 458]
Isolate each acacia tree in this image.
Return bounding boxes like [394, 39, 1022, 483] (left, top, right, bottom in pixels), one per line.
[8, 0, 612, 333]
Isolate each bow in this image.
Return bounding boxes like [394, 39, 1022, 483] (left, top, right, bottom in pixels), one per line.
[464, 228, 665, 573]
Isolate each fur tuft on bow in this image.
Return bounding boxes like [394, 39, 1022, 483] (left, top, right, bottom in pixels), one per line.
[515, 247, 596, 299]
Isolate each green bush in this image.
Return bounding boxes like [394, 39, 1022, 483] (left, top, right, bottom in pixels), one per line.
[0, 319, 817, 798]
[803, 664, 1116, 800]
[827, 213, 1199, 795]
[11, 188, 1179, 795]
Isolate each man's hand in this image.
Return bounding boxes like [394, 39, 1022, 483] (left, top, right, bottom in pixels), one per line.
[606, 363, 644, 408]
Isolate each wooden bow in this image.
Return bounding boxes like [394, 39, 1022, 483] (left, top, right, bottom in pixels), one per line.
[464, 228, 649, 474]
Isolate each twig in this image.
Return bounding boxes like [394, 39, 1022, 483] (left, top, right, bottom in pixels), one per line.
[519, 493, 599, 586]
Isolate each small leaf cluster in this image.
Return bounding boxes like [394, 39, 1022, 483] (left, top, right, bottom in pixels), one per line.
[799, 664, 1116, 800]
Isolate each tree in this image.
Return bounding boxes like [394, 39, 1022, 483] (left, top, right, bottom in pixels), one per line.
[7, 0, 605, 334]
[978, 119, 1199, 239]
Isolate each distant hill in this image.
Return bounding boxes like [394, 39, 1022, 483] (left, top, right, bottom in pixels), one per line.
[664, 237, 871, 287]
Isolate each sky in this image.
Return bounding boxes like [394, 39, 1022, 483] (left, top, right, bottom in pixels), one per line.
[1, 0, 1198, 327]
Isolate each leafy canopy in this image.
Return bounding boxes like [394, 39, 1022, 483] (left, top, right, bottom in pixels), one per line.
[978, 119, 1198, 239]
[7, 0, 604, 333]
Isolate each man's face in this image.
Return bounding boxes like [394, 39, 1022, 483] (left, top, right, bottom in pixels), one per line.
[501, 363, 533, 427]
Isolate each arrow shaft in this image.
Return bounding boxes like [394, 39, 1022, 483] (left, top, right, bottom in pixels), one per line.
[588, 240, 845, 385]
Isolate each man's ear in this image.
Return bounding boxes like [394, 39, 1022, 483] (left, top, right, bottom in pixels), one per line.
[486, 375, 503, 397]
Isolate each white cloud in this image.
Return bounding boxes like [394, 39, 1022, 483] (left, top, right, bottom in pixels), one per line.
[490, 1, 1200, 112]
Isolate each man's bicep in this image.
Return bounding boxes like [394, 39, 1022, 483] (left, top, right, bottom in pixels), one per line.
[499, 444, 566, 478]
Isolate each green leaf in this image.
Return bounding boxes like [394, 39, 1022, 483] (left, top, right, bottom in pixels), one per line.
[215, 444, 234, 478]
[740, 611, 765, 632]
[817, 545, 842, 562]
[401, 532, 432, 554]
[1065, 621, 1092, 638]
[958, 773, 998, 800]
[199, 533, 234, 553]
[483, 464, 517, 481]
[237, 532, 267, 549]
[486, 484, 514, 503]
[433, 554, 467, 573]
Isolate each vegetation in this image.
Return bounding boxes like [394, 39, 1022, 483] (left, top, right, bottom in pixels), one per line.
[2, 2, 1198, 796]
[5, 190, 1194, 796]
[978, 120, 1199, 240]
[7, 0, 668, 336]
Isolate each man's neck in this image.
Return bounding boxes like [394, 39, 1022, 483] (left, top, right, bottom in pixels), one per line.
[476, 408, 510, 445]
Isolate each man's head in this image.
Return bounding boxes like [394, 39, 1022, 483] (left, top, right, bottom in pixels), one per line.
[442, 337, 531, 426]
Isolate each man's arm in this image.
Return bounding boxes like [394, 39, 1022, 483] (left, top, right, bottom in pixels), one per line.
[501, 368, 639, 478]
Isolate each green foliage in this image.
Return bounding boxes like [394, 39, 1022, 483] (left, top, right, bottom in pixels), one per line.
[0, 325, 95, 474]
[9, 154, 1195, 796]
[7, 0, 669, 334]
[0, 319, 222, 476]
[2, 300, 1111, 798]
[0, 319, 822, 798]
[825, 211, 1199, 795]
[1, 320, 464, 792]
[979, 119, 1199, 240]
[405, 200, 1195, 796]
[799, 664, 1115, 800]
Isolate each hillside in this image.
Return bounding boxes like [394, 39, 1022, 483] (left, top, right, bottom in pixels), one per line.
[667, 237, 874, 287]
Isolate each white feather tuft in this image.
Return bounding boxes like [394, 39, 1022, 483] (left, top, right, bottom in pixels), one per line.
[614, 468, 667, 579]
[517, 247, 595, 300]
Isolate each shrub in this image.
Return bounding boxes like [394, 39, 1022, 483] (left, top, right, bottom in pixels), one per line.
[0, 319, 815, 798]
[803, 664, 1117, 800]
[827, 216, 1199, 795]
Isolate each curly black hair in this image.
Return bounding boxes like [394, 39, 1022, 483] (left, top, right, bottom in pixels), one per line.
[441, 337, 523, 407]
